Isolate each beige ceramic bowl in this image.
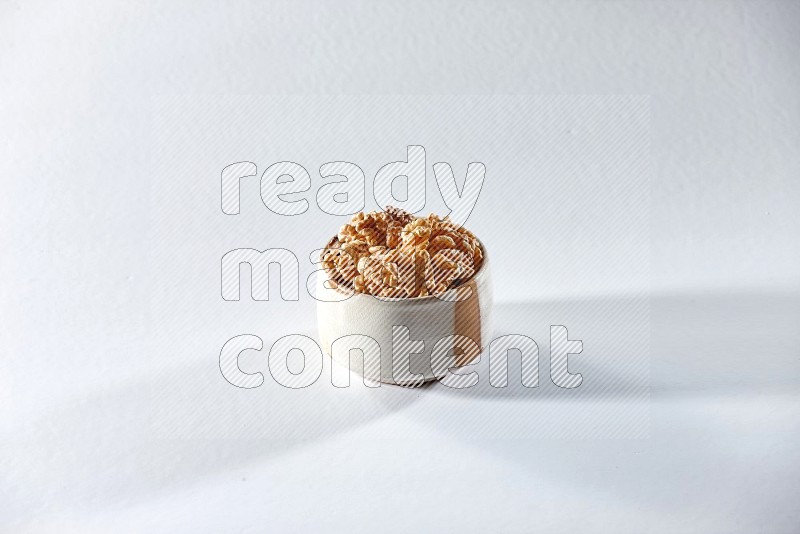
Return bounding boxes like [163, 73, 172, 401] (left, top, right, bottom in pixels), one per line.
[316, 245, 492, 385]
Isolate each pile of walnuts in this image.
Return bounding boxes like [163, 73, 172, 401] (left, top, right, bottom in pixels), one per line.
[321, 206, 484, 298]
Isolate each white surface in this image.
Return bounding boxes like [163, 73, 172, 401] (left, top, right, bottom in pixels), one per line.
[2, 1, 800, 532]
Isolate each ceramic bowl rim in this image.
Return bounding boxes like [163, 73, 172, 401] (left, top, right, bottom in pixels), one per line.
[319, 237, 489, 304]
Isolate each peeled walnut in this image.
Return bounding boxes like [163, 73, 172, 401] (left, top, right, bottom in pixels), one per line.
[321, 206, 483, 297]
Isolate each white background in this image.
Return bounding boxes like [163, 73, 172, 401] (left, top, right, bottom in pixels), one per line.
[2, 1, 799, 533]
